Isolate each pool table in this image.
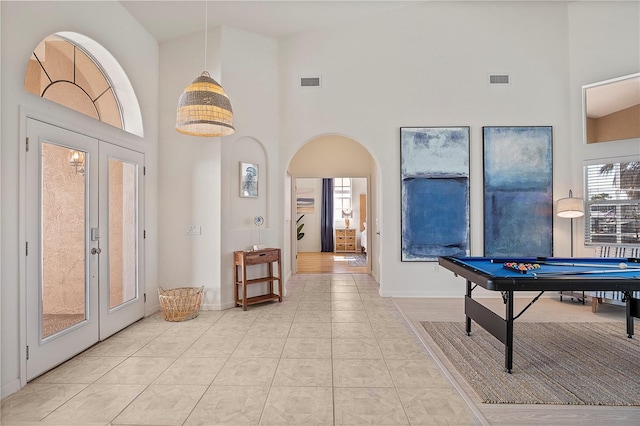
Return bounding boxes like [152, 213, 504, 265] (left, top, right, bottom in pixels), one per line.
[438, 256, 640, 373]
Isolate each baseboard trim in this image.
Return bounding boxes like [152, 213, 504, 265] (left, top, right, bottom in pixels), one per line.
[145, 302, 160, 317]
[201, 301, 236, 311]
[1, 378, 22, 400]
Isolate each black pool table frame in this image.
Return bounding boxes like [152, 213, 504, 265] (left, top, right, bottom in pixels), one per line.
[438, 256, 640, 373]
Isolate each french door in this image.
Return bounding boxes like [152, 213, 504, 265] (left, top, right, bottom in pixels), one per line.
[98, 140, 145, 338]
[25, 118, 144, 380]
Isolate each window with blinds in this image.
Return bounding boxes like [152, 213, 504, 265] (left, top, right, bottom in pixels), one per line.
[584, 160, 640, 245]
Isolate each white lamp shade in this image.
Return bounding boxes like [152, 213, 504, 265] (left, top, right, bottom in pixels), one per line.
[557, 197, 584, 218]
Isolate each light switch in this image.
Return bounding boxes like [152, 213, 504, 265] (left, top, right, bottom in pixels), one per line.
[185, 226, 202, 235]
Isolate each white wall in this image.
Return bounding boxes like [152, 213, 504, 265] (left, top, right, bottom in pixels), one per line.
[158, 26, 279, 309]
[295, 178, 322, 252]
[352, 177, 367, 249]
[567, 2, 640, 257]
[221, 27, 280, 304]
[158, 27, 224, 308]
[278, 1, 640, 297]
[1, 1, 159, 397]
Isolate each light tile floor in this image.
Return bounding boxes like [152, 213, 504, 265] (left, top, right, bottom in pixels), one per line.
[1, 273, 478, 426]
[396, 292, 640, 425]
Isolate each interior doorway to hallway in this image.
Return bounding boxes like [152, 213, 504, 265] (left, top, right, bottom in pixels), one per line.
[296, 252, 368, 274]
[294, 177, 368, 274]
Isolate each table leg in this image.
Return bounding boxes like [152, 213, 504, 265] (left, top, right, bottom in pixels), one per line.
[277, 258, 283, 302]
[465, 280, 472, 335]
[505, 290, 514, 373]
[626, 292, 636, 338]
[242, 264, 248, 311]
[268, 261, 274, 296]
[234, 265, 240, 307]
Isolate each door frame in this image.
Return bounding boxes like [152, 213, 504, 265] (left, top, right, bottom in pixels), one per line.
[18, 105, 147, 387]
[291, 176, 371, 274]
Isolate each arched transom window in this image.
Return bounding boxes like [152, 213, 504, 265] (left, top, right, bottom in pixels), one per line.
[24, 32, 143, 137]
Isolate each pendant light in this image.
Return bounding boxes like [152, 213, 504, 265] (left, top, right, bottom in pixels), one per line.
[176, 1, 234, 137]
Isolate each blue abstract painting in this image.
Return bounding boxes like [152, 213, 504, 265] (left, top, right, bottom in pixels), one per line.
[483, 126, 553, 257]
[401, 127, 470, 261]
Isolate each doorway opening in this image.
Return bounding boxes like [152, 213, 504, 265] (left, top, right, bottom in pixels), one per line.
[295, 176, 368, 274]
[287, 134, 378, 278]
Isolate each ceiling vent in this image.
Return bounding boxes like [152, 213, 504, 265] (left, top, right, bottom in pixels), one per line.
[300, 76, 321, 88]
[489, 74, 510, 85]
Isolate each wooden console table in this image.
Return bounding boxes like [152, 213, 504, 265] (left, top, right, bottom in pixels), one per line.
[233, 248, 282, 310]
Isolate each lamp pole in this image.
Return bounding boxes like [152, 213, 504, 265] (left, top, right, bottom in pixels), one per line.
[569, 188, 575, 257]
[557, 189, 585, 303]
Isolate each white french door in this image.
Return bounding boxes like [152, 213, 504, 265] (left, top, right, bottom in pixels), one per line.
[25, 118, 144, 380]
[98, 141, 145, 339]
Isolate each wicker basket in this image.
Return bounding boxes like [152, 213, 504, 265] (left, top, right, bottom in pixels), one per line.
[158, 286, 204, 322]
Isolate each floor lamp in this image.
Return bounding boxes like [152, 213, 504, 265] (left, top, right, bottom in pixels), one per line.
[556, 189, 585, 302]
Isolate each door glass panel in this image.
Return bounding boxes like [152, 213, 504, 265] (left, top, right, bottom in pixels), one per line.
[41, 143, 87, 339]
[109, 158, 137, 309]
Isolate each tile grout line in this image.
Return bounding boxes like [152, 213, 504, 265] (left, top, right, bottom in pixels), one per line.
[178, 314, 233, 426]
[256, 300, 294, 426]
[392, 298, 490, 426]
[374, 296, 415, 426]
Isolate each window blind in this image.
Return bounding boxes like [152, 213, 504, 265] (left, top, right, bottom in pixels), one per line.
[584, 161, 640, 245]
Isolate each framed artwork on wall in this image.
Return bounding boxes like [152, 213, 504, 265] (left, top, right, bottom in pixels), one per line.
[483, 126, 553, 257]
[400, 127, 470, 261]
[240, 162, 258, 198]
[296, 187, 315, 214]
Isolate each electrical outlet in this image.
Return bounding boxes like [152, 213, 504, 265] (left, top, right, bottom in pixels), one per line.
[186, 226, 202, 235]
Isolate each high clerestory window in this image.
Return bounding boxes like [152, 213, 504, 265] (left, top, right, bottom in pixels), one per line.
[584, 159, 640, 245]
[24, 32, 143, 137]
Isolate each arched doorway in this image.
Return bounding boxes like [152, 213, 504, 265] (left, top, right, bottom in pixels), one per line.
[287, 135, 378, 278]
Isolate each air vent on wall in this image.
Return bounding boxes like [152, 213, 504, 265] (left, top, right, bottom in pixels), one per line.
[489, 74, 510, 85]
[300, 76, 321, 88]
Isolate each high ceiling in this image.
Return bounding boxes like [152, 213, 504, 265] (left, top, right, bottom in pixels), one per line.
[120, 1, 421, 42]
[120, 1, 638, 117]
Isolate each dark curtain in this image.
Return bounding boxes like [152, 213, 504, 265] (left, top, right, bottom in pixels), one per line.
[321, 178, 334, 252]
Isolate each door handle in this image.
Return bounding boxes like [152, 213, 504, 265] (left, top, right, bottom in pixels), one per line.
[91, 247, 102, 255]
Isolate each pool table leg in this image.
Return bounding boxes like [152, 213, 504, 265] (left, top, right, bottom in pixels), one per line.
[626, 292, 638, 339]
[465, 280, 472, 335]
[505, 290, 514, 373]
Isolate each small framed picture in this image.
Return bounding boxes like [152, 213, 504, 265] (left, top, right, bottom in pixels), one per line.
[240, 162, 258, 198]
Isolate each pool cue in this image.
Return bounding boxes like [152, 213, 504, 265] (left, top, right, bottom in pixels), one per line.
[535, 261, 633, 269]
[532, 269, 640, 277]
[494, 259, 636, 269]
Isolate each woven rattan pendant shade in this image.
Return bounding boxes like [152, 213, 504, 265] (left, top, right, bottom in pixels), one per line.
[176, 71, 235, 137]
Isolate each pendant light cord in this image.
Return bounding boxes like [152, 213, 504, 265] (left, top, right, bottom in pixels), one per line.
[204, 0, 208, 72]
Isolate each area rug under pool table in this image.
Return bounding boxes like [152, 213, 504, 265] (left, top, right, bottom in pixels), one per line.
[420, 321, 640, 405]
